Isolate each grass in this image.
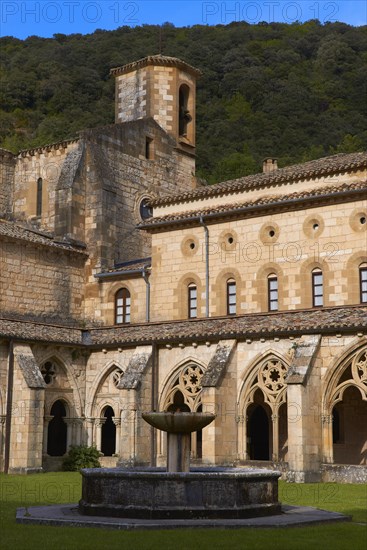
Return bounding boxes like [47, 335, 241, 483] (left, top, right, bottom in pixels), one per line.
[0, 473, 366, 550]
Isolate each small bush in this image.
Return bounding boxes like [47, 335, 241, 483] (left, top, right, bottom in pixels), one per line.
[62, 445, 101, 471]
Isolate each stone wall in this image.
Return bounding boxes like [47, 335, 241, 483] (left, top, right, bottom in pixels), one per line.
[82, 119, 196, 322]
[150, 199, 367, 321]
[0, 149, 15, 215]
[13, 140, 80, 233]
[0, 238, 86, 322]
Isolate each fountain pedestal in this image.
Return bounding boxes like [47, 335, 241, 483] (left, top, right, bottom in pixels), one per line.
[142, 412, 216, 473]
[167, 433, 190, 472]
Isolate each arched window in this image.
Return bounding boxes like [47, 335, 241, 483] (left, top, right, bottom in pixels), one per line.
[188, 284, 197, 318]
[267, 274, 278, 311]
[312, 269, 323, 307]
[227, 279, 236, 315]
[139, 198, 152, 221]
[360, 264, 367, 303]
[36, 177, 43, 217]
[115, 288, 131, 324]
[179, 84, 192, 138]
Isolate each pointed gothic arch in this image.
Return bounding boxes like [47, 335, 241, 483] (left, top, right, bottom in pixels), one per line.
[36, 350, 83, 416]
[86, 361, 124, 418]
[160, 360, 207, 459]
[323, 342, 367, 465]
[238, 351, 290, 462]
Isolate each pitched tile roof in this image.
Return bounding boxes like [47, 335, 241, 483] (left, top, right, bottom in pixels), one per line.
[96, 258, 151, 277]
[140, 180, 367, 229]
[0, 317, 83, 345]
[17, 138, 79, 157]
[88, 306, 367, 346]
[0, 220, 88, 255]
[150, 151, 367, 207]
[0, 306, 365, 347]
[110, 55, 202, 78]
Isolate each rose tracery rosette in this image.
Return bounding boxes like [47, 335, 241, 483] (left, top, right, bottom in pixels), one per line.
[179, 365, 204, 396]
[112, 368, 124, 388]
[41, 361, 58, 385]
[259, 359, 288, 396]
[352, 349, 367, 388]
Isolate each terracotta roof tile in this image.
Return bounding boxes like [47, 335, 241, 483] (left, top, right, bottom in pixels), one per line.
[141, 180, 367, 228]
[0, 317, 83, 344]
[98, 258, 151, 275]
[1, 307, 365, 347]
[110, 55, 202, 78]
[0, 220, 88, 255]
[17, 138, 79, 157]
[150, 151, 367, 207]
[89, 306, 367, 346]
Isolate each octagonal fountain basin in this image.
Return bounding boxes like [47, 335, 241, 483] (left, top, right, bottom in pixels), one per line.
[79, 467, 282, 520]
[142, 411, 216, 433]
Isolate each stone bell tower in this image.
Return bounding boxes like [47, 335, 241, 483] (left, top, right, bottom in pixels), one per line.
[110, 55, 201, 157]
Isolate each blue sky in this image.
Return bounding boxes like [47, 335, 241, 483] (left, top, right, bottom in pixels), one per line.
[1, 1, 366, 39]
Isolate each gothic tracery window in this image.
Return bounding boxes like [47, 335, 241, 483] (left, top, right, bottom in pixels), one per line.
[41, 361, 58, 385]
[164, 364, 204, 412]
[112, 368, 123, 388]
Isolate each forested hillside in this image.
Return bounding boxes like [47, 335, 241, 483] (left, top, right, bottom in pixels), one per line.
[1, 20, 366, 182]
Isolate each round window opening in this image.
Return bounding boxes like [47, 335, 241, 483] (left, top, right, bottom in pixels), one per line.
[228, 236, 234, 244]
[189, 242, 196, 250]
[313, 223, 319, 231]
[139, 199, 153, 221]
[360, 216, 366, 225]
[269, 229, 275, 237]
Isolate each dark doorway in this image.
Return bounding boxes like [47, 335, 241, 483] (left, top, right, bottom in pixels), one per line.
[248, 404, 270, 460]
[47, 400, 67, 456]
[101, 406, 116, 456]
[333, 386, 367, 465]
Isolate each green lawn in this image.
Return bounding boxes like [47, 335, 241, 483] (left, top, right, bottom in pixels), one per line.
[0, 473, 366, 550]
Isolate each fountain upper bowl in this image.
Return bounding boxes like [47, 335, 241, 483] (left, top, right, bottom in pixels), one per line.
[142, 411, 215, 433]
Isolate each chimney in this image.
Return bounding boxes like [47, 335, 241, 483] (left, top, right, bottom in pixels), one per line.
[263, 158, 278, 174]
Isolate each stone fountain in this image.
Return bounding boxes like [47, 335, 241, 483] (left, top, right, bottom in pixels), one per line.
[79, 411, 281, 519]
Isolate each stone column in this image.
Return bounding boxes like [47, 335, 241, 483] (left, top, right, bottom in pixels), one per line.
[113, 418, 121, 456]
[322, 414, 333, 464]
[201, 387, 217, 465]
[73, 418, 84, 446]
[95, 419, 106, 452]
[119, 389, 138, 465]
[271, 413, 279, 462]
[236, 412, 246, 460]
[42, 416, 53, 455]
[0, 415, 6, 458]
[65, 419, 73, 451]
[86, 418, 95, 447]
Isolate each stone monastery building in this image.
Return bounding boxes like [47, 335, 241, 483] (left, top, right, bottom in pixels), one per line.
[0, 56, 366, 482]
